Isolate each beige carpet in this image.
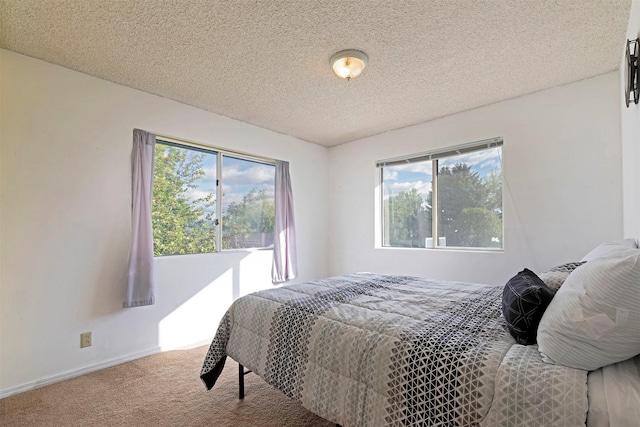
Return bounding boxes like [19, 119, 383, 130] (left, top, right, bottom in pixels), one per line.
[0, 345, 334, 427]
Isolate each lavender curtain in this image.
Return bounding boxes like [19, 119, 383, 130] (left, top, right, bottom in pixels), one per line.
[124, 129, 156, 307]
[272, 160, 298, 283]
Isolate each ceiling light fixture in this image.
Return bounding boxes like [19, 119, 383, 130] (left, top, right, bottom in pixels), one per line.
[330, 49, 368, 80]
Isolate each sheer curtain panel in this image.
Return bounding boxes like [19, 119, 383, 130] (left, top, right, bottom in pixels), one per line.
[272, 160, 298, 283]
[124, 129, 156, 307]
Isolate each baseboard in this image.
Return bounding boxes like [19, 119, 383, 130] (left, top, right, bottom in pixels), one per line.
[0, 346, 162, 400]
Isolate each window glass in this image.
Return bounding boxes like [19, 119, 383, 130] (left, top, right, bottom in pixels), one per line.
[221, 155, 275, 250]
[382, 161, 433, 247]
[152, 142, 217, 256]
[380, 142, 502, 250]
[437, 147, 502, 248]
[152, 141, 275, 255]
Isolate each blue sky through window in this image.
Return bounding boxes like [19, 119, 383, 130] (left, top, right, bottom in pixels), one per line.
[384, 147, 502, 200]
[159, 143, 275, 216]
[222, 156, 275, 214]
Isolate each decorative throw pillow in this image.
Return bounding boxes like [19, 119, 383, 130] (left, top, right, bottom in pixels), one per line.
[538, 261, 586, 291]
[502, 269, 556, 345]
[537, 247, 640, 371]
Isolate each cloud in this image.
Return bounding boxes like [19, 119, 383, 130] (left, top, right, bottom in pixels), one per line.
[200, 166, 217, 184]
[160, 149, 277, 219]
[223, 164, 274, 186]
[384, 147, 502, 176]
[221, 184, 275, 206]
[186, 188, 210, 201]
[221, 191, 244, 210]
[383, 169, 398, 180]
[387, 162, 433, 175]
[386, 180, 432, 198]
[196, 160, 276, 188]
[184, 188, 216, 215]
[439, 148, 502, 172]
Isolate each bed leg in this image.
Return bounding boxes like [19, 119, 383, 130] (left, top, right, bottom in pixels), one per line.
[238, 363, 253, 399]
[238, 363, 245, 399]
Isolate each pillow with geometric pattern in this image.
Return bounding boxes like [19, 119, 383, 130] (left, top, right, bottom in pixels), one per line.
[502, 268, 556, 345]
[538, 261, 586, 291]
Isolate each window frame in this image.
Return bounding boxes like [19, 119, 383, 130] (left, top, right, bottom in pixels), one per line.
[153, 137, 276, 255]
[377, 137, 504, 251]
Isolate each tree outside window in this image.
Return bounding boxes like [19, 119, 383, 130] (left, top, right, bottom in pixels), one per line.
[381, 142, 503, 250]
[152, 141, 275, 256]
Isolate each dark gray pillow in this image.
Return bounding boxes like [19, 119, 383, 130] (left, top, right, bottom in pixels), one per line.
[538, 261, 586, 291]
[502, 269, 555, 345]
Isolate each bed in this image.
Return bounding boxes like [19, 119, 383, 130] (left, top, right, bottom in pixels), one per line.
[200, 242, 640, 426]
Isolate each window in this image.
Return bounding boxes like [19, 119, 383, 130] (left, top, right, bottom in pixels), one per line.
[378, 138, 503, 250]
[152, 140, 275, 256]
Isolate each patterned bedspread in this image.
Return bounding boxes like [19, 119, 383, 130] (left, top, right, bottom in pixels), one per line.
[201, 273, 588, 426]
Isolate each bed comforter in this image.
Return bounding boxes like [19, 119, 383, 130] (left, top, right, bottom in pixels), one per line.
[201, 273, 587, 426]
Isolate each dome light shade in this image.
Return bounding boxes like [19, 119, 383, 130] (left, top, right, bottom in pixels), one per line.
[330, 49, 368, 80]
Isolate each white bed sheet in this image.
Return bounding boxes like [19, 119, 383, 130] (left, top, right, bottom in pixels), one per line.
[587, 354, 640, 427]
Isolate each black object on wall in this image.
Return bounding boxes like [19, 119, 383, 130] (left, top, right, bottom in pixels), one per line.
[625, 38, 639, 107]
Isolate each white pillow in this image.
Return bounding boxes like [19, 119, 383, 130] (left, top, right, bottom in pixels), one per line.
[537, 246, 640, 371]
[581, 238, 638, 262]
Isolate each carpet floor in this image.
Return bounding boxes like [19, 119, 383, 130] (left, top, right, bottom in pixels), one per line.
[0, 345, 334, 427]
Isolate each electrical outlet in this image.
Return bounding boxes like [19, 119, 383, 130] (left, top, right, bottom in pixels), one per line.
[80, 332, 92, 348]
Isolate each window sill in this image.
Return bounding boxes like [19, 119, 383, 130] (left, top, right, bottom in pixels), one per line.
[154, 247, 273, 258]
[375, 246, 504, 254]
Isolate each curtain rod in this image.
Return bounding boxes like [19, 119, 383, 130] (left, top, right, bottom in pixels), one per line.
[148, 131, 277, 164]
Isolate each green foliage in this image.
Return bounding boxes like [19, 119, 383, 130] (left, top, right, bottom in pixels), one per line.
[222, 189, 275, 249]
[152, 145, 217, 256]
[438, 163, 491, 246]
[385, 188, 431, 247]
[450, 207, 502, 247]
[152, 144, 276, 255]
[438, 163, 502, 247]
[386, 162, 502, 248]
[483, 169, 503, 217]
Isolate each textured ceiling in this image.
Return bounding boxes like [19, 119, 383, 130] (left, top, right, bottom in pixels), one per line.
[0, 1, 632, 146]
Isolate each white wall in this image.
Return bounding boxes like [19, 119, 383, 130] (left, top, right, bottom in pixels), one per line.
[0, 50, 330, 397]
[622, 0, 640, 239]
[329, 72, 622, 285]
[0, 38, 630, 398]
